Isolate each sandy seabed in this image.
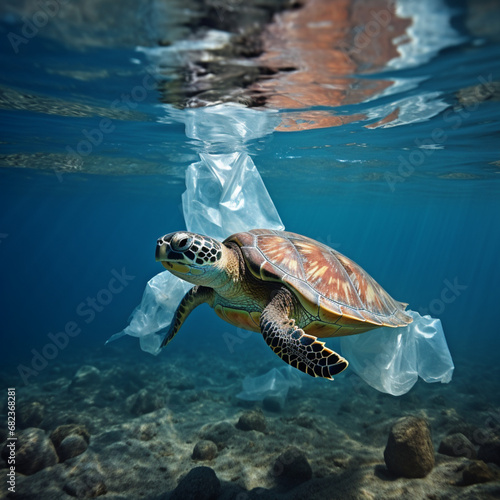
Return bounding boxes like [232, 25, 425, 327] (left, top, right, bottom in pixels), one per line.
[1, 338, 500, 500]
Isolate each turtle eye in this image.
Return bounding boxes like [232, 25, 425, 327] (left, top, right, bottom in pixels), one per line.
[172, 233, 192, 252]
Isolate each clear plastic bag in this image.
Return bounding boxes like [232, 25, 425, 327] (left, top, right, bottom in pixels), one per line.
[340, 310, 454, 396]
[235, 311, 453, 400]
[236, 366, 303, 407]
[161, 102, 279, 148]
[106, 272, 191, 355]
[183, 152, 284, 240]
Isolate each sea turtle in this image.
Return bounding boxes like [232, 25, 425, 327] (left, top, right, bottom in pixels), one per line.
[155, 229, 412, 379]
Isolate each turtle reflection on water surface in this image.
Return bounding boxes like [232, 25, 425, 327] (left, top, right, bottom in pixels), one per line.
[155, 229, 412, 380]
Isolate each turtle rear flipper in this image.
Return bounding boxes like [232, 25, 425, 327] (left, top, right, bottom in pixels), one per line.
[260, 289, 348, 379]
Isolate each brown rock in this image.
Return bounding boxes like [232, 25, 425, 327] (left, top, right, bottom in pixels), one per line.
[384, 416, 435, 478]
[462, 460, 496, 485]
[3, 428, 58, 475]
[272, 446, 312, 483]
[438, 433, 477, 459]
[58, 434, 88, 462]
[170, 466, 220, 500]
[50, 424, 90, 450]
[235, 410, 266, 432]
[192, 440, 218, 461]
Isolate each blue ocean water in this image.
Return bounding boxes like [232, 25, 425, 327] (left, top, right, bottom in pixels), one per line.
[0, 1, 500, 496]
[2, 14, 499, 370]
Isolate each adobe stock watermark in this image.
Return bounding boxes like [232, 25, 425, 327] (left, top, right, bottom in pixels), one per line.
[449, 409, 500, 459]
[384, 74, 496, 192]
[314, 233, 342, 251]
[223, 326, 254, 354]
[418, 277, 467, 316]
[17, 267, 135, 385]
[7, 0, 70, 54]
[54, 66, 162, 182]
[472, 409, 500, 446]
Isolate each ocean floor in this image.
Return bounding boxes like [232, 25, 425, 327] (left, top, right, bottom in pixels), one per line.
[1, 339, 500, 500]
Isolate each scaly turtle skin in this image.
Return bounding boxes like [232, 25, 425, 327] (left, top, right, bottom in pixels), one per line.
[155, 229, 412, 380]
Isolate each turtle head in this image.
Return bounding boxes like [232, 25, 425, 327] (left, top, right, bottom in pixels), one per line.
[155, 231, 224, 286]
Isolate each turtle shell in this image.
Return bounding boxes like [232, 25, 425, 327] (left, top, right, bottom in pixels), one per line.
[226, 229, 412, 337]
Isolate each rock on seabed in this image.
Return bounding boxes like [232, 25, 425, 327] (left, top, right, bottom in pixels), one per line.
[4, 428, 58, 475]
[235, 409, 267, 432]
[192, 440, 218, 461]
[170, 466, 221, 500]
[384, 416, 435, 478]
[438, 433, 477, 459]
[272, 446, 313, 484]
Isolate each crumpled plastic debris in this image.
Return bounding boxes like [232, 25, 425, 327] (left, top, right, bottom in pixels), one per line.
[234, 311, 454, 400]
[159, 102, 279, 151]
[106, 272, 192, 355]
[183, 152, 284, 239]
[340, 310, 454, 396]
[236, 366, 303, 408]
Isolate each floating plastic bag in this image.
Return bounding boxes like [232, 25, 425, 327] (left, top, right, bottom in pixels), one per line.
[183, 152, 284, 240]
[236, 366, 303, 408]
[106, 272, 191, 354]
[109, 149, 283, 354]
[340, 310, 454, 396]
[236, 311, 454, 400]
[160, 102, 279, 149]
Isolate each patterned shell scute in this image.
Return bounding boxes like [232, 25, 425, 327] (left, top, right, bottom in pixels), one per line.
[227, 229, 412, 328]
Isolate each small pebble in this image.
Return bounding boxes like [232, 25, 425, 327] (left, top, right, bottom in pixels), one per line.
[58, 434, 88, 462]
[192, 440, 218, 461]
[235, 410, 266, 432]
[50, 424, 90, 450]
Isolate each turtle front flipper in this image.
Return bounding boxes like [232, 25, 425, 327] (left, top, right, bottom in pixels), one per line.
[260, 289, 348, 379]
[160, 285, 214, 347]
